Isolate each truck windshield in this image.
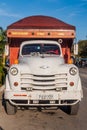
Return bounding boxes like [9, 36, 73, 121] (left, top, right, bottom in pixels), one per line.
[22, 43, 60, 56]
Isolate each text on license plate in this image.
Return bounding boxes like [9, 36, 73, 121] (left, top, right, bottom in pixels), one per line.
[38, 94, 53, 100]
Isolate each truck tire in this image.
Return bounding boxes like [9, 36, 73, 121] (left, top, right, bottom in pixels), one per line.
[5, 100, 17, 115]
[68, 102, 79, 115]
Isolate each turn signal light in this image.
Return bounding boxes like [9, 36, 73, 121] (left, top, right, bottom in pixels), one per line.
[14, 59, 18, 64]
[69, 82, 74, 86]
[68, 58, 73, 64]
[14, 82, 18, 86]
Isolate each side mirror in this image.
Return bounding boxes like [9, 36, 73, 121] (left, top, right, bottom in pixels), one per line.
[74, 44, 78, 55]
[5, 44, 9, 56]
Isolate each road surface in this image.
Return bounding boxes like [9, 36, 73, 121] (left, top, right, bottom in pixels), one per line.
[0, 68, 87, 130]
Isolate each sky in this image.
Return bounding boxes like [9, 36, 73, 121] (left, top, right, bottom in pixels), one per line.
[0, 0, 87, 41]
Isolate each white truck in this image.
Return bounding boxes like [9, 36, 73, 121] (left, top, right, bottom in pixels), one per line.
[4, 40, 83, 115]
[4, 15, 83, 115]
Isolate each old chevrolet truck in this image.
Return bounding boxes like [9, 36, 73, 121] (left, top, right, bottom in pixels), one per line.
[4, 15, 83, 115]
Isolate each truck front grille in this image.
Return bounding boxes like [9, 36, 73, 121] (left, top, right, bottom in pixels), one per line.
[20, 73, 68, 90]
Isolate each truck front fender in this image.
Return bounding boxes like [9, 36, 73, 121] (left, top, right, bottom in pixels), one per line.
[78, 76, 83, 98]
[5, 75, 11, 90]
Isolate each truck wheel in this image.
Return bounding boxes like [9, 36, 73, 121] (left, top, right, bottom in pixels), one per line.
[68, 102, 79, 115]
[5, 100, 17, 115]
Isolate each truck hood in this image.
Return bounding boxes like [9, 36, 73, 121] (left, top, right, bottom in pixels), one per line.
[19, 56, 65, 74]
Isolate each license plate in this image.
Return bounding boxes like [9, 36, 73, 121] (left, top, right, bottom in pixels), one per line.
[38, 94, 53, 100]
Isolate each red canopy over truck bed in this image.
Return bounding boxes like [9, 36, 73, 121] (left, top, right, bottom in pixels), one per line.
[6, 15, 76, 65]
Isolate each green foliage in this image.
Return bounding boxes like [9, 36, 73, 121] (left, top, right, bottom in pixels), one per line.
[0, 27, 6, 64]
[0, 27, 6, 86]
[78, 40, 87, 57]
[0, 66, 5, 86]
[0, 27, 6, 42]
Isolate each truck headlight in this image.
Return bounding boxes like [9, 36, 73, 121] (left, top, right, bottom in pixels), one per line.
[69, 67, 77, 75]
[10, 67, 18, 76]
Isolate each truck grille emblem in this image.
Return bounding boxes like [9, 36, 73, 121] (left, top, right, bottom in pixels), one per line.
[40, 65, 49, 69]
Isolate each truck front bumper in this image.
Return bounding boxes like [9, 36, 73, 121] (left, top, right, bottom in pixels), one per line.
[4, 90, 83, 106]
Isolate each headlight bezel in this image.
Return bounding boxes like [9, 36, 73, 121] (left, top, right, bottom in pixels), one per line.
[69, 67, 77, 76]
[10, 67, 18, 76]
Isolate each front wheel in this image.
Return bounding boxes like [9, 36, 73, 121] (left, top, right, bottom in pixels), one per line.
[5, 100, 17, 115]
[68, 102, 79, 115]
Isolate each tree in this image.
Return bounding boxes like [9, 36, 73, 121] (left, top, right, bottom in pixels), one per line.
[0, 27, 6, 86]
[78, 40, 87, 57]
[0, 27, 6, 48]
[0, 27, 6, 42]
[0, 27, 7, 65]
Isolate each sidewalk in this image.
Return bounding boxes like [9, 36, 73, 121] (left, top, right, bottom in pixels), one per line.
[0, 85, 4, 100]
[0, 85, 5, 92]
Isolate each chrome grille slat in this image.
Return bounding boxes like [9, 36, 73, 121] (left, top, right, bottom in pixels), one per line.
[20, 73, 68, 90]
